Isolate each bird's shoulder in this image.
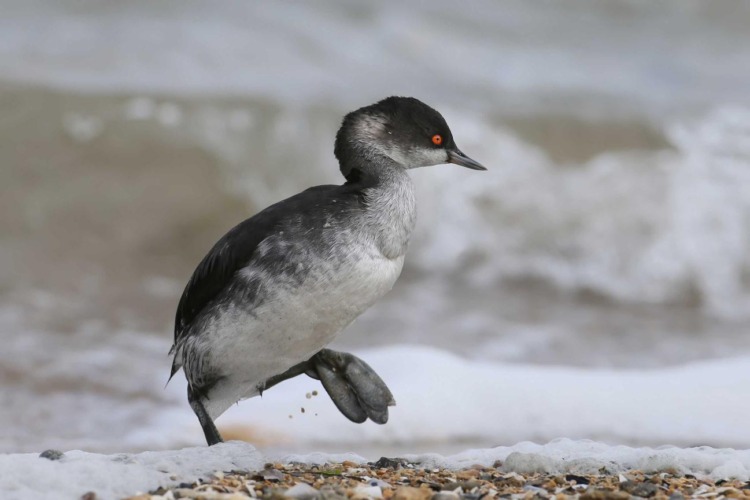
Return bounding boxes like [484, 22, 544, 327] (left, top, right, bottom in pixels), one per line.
[173, 182, 363, 343]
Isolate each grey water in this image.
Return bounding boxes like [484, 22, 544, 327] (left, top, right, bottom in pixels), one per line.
[2, 0, 750, 453]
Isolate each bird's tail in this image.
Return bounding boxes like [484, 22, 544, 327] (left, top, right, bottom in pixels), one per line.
[165, 344, 182, 388]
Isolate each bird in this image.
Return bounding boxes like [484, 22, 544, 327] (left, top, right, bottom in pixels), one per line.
[168, 96, 486, 446]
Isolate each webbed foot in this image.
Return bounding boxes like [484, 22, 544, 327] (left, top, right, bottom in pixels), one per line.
[260, 348, 395, 424]
[311, 349, 395, 424]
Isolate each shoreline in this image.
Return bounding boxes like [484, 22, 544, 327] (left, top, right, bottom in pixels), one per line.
[126, 460, 750, 500]
[3, 440, 750, 499]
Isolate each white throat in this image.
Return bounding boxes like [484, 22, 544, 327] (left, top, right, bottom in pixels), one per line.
[362, 167, 417, 260]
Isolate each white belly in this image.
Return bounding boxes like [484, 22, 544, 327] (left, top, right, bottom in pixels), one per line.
[203, 249, 404, 418]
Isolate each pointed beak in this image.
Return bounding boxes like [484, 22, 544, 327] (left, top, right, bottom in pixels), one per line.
[447, 148, 487, 171]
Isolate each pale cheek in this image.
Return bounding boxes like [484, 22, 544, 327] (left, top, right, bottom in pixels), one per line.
[410, 148, 449, 168]
[379, 144, 449, 168]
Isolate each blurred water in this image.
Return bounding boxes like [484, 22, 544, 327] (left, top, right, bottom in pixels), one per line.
[2, 0, 750, 453]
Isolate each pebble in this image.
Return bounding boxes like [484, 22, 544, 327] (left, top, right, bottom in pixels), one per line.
[621, 479, 659, 497]
[259, 468, 284, 482]
[391, 486, 431, 500]
[39, 449, 64, 461]
[565, 473, 590, 485]
[371, 457, 409, 469]
[365, 478, 391, 488]
[500, 471, 526, 487]
[352, 485, 382, 499]
[431, 492, 459, 500]
[580, 489, 630, 500]
[523, 484, 549, 494]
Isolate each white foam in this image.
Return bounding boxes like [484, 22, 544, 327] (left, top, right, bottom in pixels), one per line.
[402, 440, 750, 481]
[151, 345, 750, 453]
[0, 441, 262, 500]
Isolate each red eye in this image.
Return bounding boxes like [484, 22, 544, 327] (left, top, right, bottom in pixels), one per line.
[431, 134, 443, 146]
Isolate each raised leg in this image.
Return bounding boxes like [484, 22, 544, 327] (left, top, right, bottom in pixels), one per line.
[188, 387, 224, 446]
[260, 359, 317, 393]
[260, 349, 395, 425]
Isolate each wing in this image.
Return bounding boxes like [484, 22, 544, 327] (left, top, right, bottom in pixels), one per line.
[172, 215, 274, 346]
[171, 184, 344, 350]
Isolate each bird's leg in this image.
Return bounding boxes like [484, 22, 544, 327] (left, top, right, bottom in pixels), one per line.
[259, 349, 395, 425]
[188, 388, 223, 446]
[312, 349, 395, 425]
[260, 359, 317, 394]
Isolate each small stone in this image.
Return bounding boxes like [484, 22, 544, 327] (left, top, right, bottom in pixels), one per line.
[267, 486, 290, 499]
[580, 489, 630, 500]
[432, 492, 460, 500]
[523, 485, 549, 494]
[261, 468, 285, 481]
[456, 470, 480, 480]
[319, 488, 347, 500]
[81, 492, 97, 500]
[352, 485, 383, 499]
[366, 478, 392, 488]
[447, 481, 481, 491]
[39, 449, 64, 461]
[621, 480, 659, 497]
[499, 472, 525, 488]
[286, 483, 321, 499]
[565, 474, 590, 485]
[312, 390, 318, 396]
[372, 457, 409, 469]
[392, 486, 431, 500]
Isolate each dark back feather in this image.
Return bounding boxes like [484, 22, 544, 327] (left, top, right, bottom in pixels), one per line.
[172, 183, 363, 347]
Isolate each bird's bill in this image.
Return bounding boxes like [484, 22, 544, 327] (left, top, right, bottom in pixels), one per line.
[447, 148, 487, 170]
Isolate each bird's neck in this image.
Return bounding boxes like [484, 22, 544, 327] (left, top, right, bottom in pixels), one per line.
[345, 154, 417, 260]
